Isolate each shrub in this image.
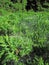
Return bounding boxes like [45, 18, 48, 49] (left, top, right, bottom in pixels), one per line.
[0, 12, 49, 65]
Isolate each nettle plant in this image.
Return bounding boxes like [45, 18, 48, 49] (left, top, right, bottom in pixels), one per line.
[20, 13, 49, 47]
[0, 12, 49, 65]
[0, 35, 33, 65]
[0, 13, 20, 35]
[0, 13, 33, 65]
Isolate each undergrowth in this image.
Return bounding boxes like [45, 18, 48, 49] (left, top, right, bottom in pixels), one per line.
[0, 11, 49, 65]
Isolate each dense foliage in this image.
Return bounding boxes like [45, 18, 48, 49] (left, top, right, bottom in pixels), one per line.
[0, 0, 49, 11]
[0, 0, 49, 65]
[0, 12, 49, 65]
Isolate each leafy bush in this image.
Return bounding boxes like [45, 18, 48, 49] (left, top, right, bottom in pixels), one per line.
[0, 12, 49, 65]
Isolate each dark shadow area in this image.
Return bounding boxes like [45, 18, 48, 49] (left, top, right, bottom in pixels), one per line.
[19, 47, 49, 65]
[0, 30, 6, 36]
[42, 4, 49, 8]
[11, 0, 17, 3]
[6, 60, 15, 65]
[40, 0, 49, 8]
[11, 0, 22, 3]
[26, 0, 38, 11]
